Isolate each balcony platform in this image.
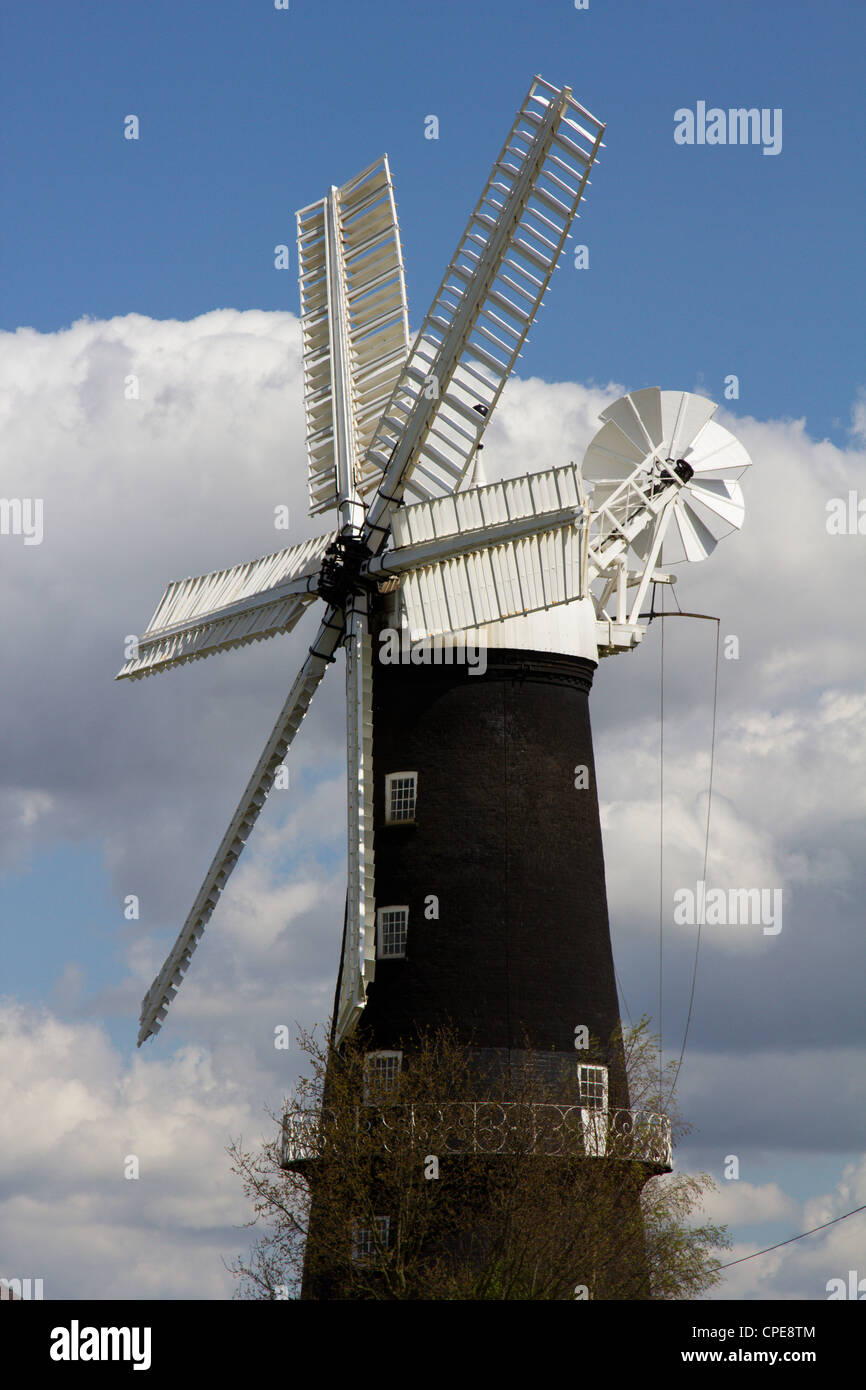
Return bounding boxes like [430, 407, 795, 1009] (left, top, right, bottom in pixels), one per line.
[282, 1102, 672, 1171]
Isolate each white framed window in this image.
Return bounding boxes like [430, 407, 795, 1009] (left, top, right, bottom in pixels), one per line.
[578, 1064, 608, 1111]
[377, 906, 409, 959]
[385, 771, 417, 824]
[364, 1049, 403, 1100]
[578, 1064, 609, 1157]
[352, 1215, 391, 1262]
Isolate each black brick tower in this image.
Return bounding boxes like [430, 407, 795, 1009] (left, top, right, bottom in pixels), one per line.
[364, 647, 623, 1087]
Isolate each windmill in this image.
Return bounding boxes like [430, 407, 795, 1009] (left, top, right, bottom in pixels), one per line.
[118, 75, 751, 1292]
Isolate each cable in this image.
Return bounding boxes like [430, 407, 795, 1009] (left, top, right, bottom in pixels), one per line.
[658, 585, 665, 1102]
[643, 605, 721, 1106]
[718, 1204, 866, 1269]
[668, 618, 720, 1101]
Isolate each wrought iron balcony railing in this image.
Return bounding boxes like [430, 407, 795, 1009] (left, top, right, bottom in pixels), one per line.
[281, 1102, 672, 1170]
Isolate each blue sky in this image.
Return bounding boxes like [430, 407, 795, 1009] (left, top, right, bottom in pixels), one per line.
[1, 0, 865, 1301]
[3, 0, 864, 441]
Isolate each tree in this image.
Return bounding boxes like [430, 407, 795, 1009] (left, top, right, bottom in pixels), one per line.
[226, 1018, 729, 1300]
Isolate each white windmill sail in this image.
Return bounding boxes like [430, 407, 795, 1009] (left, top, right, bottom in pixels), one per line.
[297, 156, 410, 518]
[117, 533, 334, 680]
[360, 76, 605, 536]
[135, 610, 345, 1045]
[397, 529, 585, 639]
[373, 464, 588, 639]
[388, 461, 586, 545]
[336, 600, 376, 1045]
